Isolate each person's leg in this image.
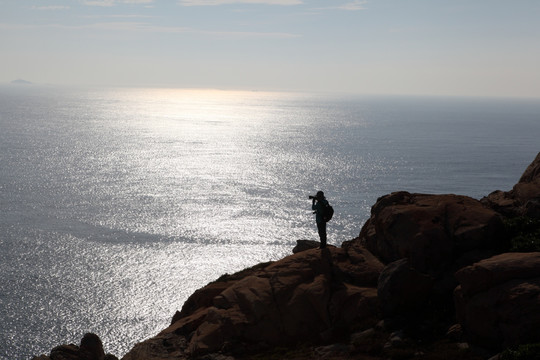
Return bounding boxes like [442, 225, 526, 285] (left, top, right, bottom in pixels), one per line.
[317, 221, 327, 248]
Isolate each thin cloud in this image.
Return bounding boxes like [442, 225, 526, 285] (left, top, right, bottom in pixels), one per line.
[88, 22, 301, 38]
[83, 0, 155, 6]
[179, 0, 303, 6]
[0, 21, 187, 33]
[121, 0, 155, 3]
[82, 14, 157, 18]
[0, 21, 300, 38]
[83, 0, 115, 6]
[201, 29, 301, 38]
[31, 6, 70, 10]
[313, 0, 368, 11]
[83, 0, 114, 7]
[339, 0, 367, 11]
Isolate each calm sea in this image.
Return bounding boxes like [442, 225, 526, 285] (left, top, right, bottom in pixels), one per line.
[1, 86, 539, 359]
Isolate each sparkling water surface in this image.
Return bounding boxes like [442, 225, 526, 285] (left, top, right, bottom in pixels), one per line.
[1, 86, 539, 358]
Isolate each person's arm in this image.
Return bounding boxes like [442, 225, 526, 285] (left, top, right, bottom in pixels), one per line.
[312, 199, 317, 211]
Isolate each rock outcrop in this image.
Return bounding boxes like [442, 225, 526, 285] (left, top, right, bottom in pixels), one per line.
[359, 191, 507, 305]
[482, 152, 540, 217]
[32, 333, 118, 360]
[454, 252, 540, 350]
[377, 258, 434, 318]
[33, 152, 540, 360]
[361, 192, 507, 277]
[123, 246, 384, 359]
[292, 239, 322, 253]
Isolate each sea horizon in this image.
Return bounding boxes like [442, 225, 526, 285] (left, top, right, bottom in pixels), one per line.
[5, 82, 540, 101]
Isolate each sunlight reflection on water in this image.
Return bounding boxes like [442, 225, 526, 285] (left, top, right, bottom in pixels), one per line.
[2, 227, 288, 357]
[1, 87, 539, 358]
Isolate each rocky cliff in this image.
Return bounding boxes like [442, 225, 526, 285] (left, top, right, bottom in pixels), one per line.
[33, 152, 540, 360]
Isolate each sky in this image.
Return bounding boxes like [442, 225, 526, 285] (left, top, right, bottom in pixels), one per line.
[1, 0, 540, 97]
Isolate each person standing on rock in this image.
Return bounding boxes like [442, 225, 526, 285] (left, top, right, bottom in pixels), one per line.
[310, 191, 330, 248]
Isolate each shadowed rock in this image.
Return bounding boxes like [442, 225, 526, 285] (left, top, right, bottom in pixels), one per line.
[292, 239, 321, 253]
[123, 247, 384, 359]
[377, 258, 434, 318]
[454, 252, 540, 351]
[32, 333, 117, 360]
[482, 152, 540, 217]
[360, 191, 506, 282]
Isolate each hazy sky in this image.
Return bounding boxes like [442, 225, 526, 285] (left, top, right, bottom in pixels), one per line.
[2, 0, 540, 97]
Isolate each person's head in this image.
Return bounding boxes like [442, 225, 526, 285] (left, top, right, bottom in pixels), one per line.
[316, 191, 325, 200]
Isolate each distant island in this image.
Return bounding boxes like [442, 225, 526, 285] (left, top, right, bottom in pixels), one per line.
[11, 79, 32, 85]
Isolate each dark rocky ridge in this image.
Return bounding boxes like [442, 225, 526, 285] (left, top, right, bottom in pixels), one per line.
[33, 152, 540, 360]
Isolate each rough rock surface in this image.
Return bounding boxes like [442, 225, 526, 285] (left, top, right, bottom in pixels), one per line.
[32, 152, 540, 360]
[292, 239, 323, 253]
[32, 333, 118, 360]
[454, 252, 540, 350]
[482, 152, 540, 217]
[123, 246, 384, 359]
[358, 191, 508, 309]
[360, 192, 506, 277]
[377, 258, 434, 318]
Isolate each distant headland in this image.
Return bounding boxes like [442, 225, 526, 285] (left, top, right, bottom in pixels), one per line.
[11, 79, 32, 85]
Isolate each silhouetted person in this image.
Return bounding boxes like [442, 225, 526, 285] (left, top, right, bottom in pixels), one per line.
[311, 190, 329, 248]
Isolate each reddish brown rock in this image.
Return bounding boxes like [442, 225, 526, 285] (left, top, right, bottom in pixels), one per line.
[123, 246, 384, 359]
[49, 344, 80, 360]
[292, 239, 322, 253]
[515, 152, 540, 210]
[360, 191, 506, 276]
[454, 252, 540, 296]
[80, 333, 106, 360]
[482, 152, 540, 217]
[454, 252, 540, 350]
[377, 258, 434, 318]
[519, 152, 540, 184]
[121, 333, 187, 360]
[32, 333, 117, 360]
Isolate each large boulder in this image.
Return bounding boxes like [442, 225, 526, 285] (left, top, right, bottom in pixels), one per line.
[482, 152, 540, 217]
[454, 252, 540, 351]
[360, 191, 506, 277]
[292, 239, 323, 253]
[32, 333, 118, 360]
[377, 258, 434, 318]
[123, 246, 384, 359]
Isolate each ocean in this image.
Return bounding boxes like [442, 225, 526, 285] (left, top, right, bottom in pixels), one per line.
[1, 86, 539, 359]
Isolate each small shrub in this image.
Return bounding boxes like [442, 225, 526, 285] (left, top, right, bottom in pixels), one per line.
[500, 343, 540, 360]
[241, 344, 314, 360]
[504, 216, 540, 252]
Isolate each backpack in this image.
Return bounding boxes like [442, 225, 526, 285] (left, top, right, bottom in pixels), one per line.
[323, 202, 334, 222]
